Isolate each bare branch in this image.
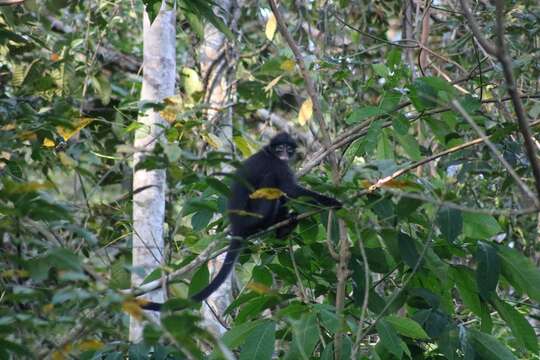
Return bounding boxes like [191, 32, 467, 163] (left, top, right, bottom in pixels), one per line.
[460, 0, 540, 200]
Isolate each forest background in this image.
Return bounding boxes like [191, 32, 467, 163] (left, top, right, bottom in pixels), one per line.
[0, 0, 539, 359]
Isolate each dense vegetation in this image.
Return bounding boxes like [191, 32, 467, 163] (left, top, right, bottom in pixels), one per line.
[0, 0, 539, 359]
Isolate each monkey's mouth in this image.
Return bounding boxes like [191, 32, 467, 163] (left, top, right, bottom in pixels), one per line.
[278, 154, 289, 161]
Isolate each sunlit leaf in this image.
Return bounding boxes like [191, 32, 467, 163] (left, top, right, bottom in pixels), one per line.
[123, 300, 144, 320]
[43, 138, 56, 148]
[247, 281, 272, 294]
[264, 74, 283, 93]
[78, 339, 104, 351]
[234, 136, 254, 157]
[203, 133, 222, 149]
[181, 67, 203, 96]
[160, 95, 184, 123]
[229, 209, 264, 218]
[250, 187, 284, 200]
[57, 117, 94, 141]
[5, 181, 53, 193]
[280, 59, 295, 72]
[298, 98, 313, 126]
[265, 13, 277, 41]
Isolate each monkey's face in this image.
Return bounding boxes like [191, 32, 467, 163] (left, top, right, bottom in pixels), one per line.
[272, 143, 296, 162]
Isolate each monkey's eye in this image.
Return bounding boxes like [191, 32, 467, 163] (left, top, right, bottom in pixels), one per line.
[274, 144, 286, 152]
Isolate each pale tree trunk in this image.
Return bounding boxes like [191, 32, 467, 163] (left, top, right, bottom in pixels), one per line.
[129, 5, 176, 343]
[199, 0, 240, 337]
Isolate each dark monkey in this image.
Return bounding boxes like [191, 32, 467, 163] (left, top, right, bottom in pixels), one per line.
[142, 132, 341, 310]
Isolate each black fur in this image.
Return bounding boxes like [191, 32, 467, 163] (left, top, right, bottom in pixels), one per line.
[141, 132, 341, 311]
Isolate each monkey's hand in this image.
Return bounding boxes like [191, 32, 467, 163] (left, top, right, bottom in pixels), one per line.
[325, 197, 342, 209]
[276, 212, 299, 239]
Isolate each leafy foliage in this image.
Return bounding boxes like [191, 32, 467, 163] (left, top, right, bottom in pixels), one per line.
[0, 0, 539, 359]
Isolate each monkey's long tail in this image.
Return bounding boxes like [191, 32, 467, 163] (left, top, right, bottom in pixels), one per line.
[191, 237, 241, 302]
[140, 237, 242, 311]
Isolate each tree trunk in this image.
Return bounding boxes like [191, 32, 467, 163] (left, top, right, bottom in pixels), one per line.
[129, 4, 176, 343]
[199, 0, 239, 337]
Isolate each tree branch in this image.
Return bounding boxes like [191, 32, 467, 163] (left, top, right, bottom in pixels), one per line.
[460, 0, 540, 201]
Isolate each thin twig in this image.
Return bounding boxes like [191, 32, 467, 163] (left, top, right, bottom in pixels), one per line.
[266, 3, 348, 357]
[351, 223, 370, 359]
[451, 99, 539, 207]
[356, 209, 439, 343]
[361, 117, 540, 195]
[460, 0, 540, 201]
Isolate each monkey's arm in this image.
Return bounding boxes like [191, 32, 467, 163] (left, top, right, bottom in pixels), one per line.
[279, 172, 342, 208]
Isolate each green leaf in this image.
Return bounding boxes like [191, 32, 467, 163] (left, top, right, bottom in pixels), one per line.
[346, 106, 383, 124]
[475, 242, 500, 299]
[361, 119, 383, 154]
[188, 263, 209, 297]
[395, 133, 421, 160]
[376, 129, 393, 160]
[239, 321, 276, 360]
[191, 208, 213, 231]
[376, 319, 403, 358]
[181, 0, 234, 40]
[233, 136, 254, 158]
[450, 266, 482, 316]
[48, 248, 82, 272]
[222, 320, 266, 348]
[408, 76, 455, 111]
[469, 329, 518, 360]
[437, 208, 463, 243]
[398, 232, 421, 269]
[385, 315, 429, 339]
[206, 177, 230, 197]
[372, 63, 388, 77]
[285, 313, 320, 360]
[463, 213, 502, 239]
[492, 298, 538, 353]
[497, 245, 540, 303]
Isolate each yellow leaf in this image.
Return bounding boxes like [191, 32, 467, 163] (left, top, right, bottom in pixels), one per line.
[160, 95, 184, 123]
[52, 351, 66, 360]
[160, 108, 177, 123]
[229, 209, 263, 218]
[18, 131, 37, 141]
[42, 303, 54, 314]
[5, 181, 53, 193]
[122, 300, 144, 320]
[249, 187, 284, 200]
[247, 282, 271, 294]
[43, 138, 56, 148]
[264, 75, 283, 93]
[181, 67, 203, 96]
[204, 133, 222, 149]
[298, 98, 313, 126]
[265, 13, 277, 41]
[1, 123, 16, 131]
[57, 117, 94, 141]
[78, 339, 104, 351]
[280, 59, 296, 72]
[52, 344, 72, 360]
